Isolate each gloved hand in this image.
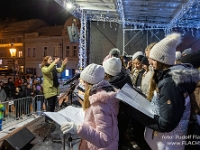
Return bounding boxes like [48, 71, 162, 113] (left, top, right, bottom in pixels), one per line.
[60, 122, 80, 134]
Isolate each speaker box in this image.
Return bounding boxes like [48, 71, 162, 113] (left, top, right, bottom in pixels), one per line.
[0, 127, 35, 150]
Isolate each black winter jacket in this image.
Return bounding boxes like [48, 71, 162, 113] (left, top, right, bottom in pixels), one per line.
[131, 64, 199, 132]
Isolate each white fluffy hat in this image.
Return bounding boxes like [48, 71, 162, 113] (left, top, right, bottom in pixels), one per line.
[150, 33, 182, 65]
[103, 57, 122, 76]
[132, 51, 144, 60]
[80, 63, 105, 84]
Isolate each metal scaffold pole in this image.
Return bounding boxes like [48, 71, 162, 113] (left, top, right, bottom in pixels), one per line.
[79, 10, 87, 71]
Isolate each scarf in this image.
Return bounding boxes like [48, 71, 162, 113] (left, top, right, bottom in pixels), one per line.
[132, 69, 139, 85]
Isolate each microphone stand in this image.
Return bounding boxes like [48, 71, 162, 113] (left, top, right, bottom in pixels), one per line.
[66, 82, 80, 150]
[43, 83, 77, 150]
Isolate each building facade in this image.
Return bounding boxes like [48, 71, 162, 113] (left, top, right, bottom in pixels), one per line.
[0, 17, 80, 79]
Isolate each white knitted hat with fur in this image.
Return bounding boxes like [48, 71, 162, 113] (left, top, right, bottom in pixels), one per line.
[103, 57, 122, 76]
[150, 33, 182, 65]
[80, 63, 105, 84]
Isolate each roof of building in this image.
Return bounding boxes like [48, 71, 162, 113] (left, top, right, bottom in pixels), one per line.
[0, 19, 48, 35]
[35, 25, 64, 36]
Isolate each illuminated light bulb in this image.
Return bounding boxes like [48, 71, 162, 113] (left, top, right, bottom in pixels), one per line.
[66, 2, 73, 9]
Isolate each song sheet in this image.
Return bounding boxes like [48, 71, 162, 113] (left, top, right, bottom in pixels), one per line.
[116, 83, 154, 118]
[44, 106, 84, 126]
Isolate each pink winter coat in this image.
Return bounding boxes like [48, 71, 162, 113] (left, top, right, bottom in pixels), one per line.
[77, 88, 119, 150]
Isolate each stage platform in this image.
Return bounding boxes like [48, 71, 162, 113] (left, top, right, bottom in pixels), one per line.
[0, 115, 80, 150]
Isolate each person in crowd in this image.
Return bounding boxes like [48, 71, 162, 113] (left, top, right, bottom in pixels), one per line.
[0, 103, 5, 130]
[130, 51, 145, 88]
[61, 63, 119, 150]
[5, 78, 15, 100]
[145, 42, 157, 72]
[26, 84, 34, 97]
[103, 48, 121, 62]
[130, 33, 199, 150]
[26, 75, 32, 86]
[180, 50, 200, 150]
[130, 53, 152, 150]
[175, 51, 182, 64]
[122, 55, 130, 68]
[14, 86, 24, 120]
[14, 76, 23, 87]
[41, 56, 68, 123]
[122, 56, 132, 72]
[0, 85, 7, 102]
[21, 81, 28, 97]
[103, 57, 133, 149]
[141, 56, 153, 96]
[26, 84, 34, 115]
[145, 43, 157, 59]
[0, 85, 7, 119]
[182, 47, 193, 57]
[0, 81, 6, 90]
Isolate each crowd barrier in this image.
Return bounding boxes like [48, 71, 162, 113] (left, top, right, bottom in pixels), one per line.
[1, 95, 45, 130]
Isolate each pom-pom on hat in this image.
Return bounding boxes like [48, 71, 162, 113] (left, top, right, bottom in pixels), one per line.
[175, 51, 182, 60]
[150, 33, 182, 65]
[80, 63, 105, 85]
[103, 57, 122, 76]
[132, 51, 144, 60]
[109, 48, 121, 58]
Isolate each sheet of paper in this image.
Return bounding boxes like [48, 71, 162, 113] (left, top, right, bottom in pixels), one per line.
[44, 112, 71, 126]
[59, 106, 84, 124]
[116, 83, 154, 118]
[44, 106, 84, 126]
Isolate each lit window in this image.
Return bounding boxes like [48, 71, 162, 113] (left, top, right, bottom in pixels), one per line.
[18, 51, 23, 57]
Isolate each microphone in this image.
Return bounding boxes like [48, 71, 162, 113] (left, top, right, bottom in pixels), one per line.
[63, 73, 80, 86]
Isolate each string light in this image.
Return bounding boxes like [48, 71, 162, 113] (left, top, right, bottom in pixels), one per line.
[53, 0, 200, 69]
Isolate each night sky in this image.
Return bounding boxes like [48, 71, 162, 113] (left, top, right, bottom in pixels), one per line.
[0, 0, 71, 25]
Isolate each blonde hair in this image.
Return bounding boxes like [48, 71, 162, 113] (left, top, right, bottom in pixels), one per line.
[147, 61, 171, 101]
[105, 73, 113, 80]
[145, 42, 157, 52]
[83, 84, 92, 110]
[41, 56, 51, 68]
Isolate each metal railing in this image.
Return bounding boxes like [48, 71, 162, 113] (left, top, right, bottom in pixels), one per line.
[1, 95, 45, 130]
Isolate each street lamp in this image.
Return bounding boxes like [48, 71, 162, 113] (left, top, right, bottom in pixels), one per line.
[9, 48, 17, 81]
